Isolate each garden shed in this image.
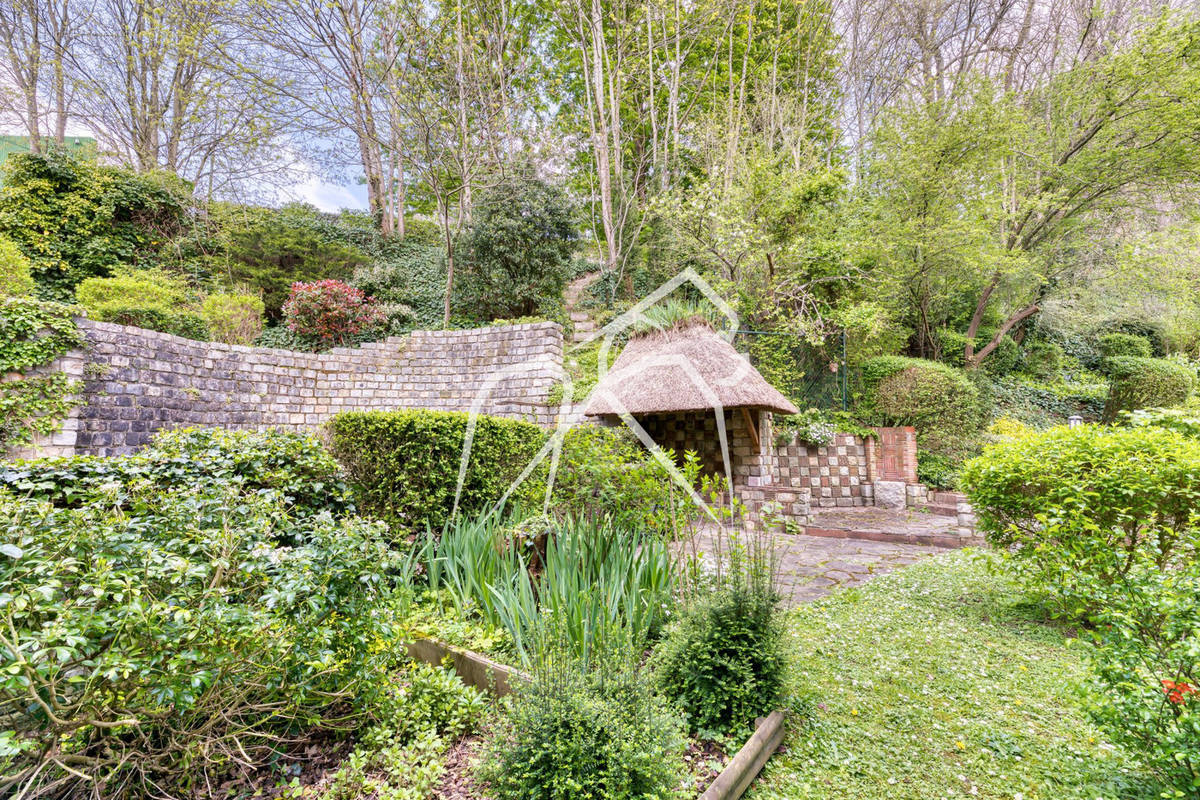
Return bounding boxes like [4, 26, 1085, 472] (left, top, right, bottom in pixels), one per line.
[583, 321, 798, 489]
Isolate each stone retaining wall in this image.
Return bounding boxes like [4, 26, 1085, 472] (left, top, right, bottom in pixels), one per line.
[14, 318, 564, 458]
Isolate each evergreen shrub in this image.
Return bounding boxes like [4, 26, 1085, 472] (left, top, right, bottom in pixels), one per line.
[328, 410, 545, 532]
[1102, 356, 1194, 421]
[855, 356, 984, 457]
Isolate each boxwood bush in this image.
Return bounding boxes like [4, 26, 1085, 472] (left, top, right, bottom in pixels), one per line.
[855, 356, 984, 457]
[0, 482, 401, 797]
[481, 660, 685, 800]
[960, 424, 1200, 613]
[328, 409, 545, 532]
[1102, 356, 1194, 422]
[1098, 332, 1153, 361]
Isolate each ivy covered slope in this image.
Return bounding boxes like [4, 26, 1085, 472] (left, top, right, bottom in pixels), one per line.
[749, 553, 1159, 800]
[0, 298, 82, 450]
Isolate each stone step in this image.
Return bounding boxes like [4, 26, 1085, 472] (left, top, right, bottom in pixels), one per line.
[569, 311, 590, 322]
[912, 503, 958, 518]
[572, 331, 593, 343]
[803, 524, 979, 549]
[931, 491, 966, 505]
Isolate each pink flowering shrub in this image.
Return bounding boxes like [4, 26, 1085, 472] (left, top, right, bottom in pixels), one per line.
[282, 280, 385, 349]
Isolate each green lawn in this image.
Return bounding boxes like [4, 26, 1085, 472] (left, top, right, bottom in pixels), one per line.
[749, 551, 1160, 800]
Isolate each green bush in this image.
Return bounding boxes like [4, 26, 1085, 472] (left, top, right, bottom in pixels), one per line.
[652, 558, 786, 740]
[481, 661, 685, 800]
[201, 292, 264, 345]
[218, 203, 370, 319]
[855, 356, 984, 457]
[455, 175, 577, 322]
[328, 410, 545, 532]
[960, 425, 1200, 614]
[937, 328, 1018, 374]
[1126, 406, 1200, 438]
[0, 236, 33, 297]
[0, 481, 401, 797]
[75, 270, 209, 339]
[2, 427, 353, 518]
[1098, 332, 1153, 361]
[1085, 562, 1200, 793]
[1020, 340, 1063, 378]
[314, 661, 488, 800]
[1102, 356, 1194, 422]
[539, 426, 700, 536]
[0, 150, 191, 300]
[916, 449, 959, 489]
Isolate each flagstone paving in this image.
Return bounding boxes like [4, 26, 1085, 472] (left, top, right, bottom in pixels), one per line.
[685, 525, 951, 606]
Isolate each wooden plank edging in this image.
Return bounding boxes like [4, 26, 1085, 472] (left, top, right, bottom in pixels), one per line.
[698, 710, 788, 800]
[405, 638, 529, 697]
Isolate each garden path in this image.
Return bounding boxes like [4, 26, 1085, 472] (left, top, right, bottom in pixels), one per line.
[564, 270, 602, 344]
[684, 526, 946, 606]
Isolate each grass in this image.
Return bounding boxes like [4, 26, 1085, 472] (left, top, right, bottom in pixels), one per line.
[748, 551, 1161, 800]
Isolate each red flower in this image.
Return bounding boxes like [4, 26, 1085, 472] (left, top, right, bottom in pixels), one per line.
[1161, 679, 1197, 705]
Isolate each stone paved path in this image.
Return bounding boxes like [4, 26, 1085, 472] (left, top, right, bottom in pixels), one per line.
[684, 526, 945, 606]
[564, 270, 602, 344]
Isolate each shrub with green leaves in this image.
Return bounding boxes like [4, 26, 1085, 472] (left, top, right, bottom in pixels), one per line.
[536, 426, 701, 536]
[652, 548, 786, 740]
[454, 175, 577, 323]
[0, 298, 82, 449]
[0, 150, 192, 300]
[328, 410, 545, 532]
[2, 427, 353, 518]
[1102, 356, 1194, 422]
[75, 270, 209, 339]
[308, 662, 489, 800]
[0, 481, 401, 797]
[1126, 406, 1200, 438]
[1021, 340, 1063, 378]
[855, 355, 984, 458]
[960, 424, 1200, 614]
[0, 236, 33, 297]
[1084, 561, 1200, 793]
[1098, 332, 1154, 361]
[201, 292, 265, 345]
[481, 658, 685, 800]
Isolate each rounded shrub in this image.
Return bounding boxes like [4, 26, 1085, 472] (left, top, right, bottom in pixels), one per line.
[0, 236, 34, 297]
[282, 278, 385, 349]
[1021, 340, 1063, 378]
[960, 424, 1200, 611]
[855, 356, 984, 457]
[481, 664, 685, 800]
[75, 270, 209, 339]
[1102, 356, 1194, 422]
[1098, 331, 1153, 361]
[201, 292, 265, 345]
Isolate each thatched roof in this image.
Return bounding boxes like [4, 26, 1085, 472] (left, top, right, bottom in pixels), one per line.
[583, 323, 800, 417]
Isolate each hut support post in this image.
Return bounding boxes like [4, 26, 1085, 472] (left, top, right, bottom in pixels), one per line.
[740, 407, 761, 451]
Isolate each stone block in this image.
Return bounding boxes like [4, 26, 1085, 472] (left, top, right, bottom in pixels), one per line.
[873, 480, 907, 510]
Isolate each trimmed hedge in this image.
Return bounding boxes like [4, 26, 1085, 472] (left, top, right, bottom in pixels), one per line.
[855, 356, 984, 456]
[328, 409, 546, 532]
[1102, 356, 1194, 422]
[1098, 332, 1153, 361]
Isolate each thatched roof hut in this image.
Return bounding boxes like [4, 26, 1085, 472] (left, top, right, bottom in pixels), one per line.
[583, 322, 799, 417]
